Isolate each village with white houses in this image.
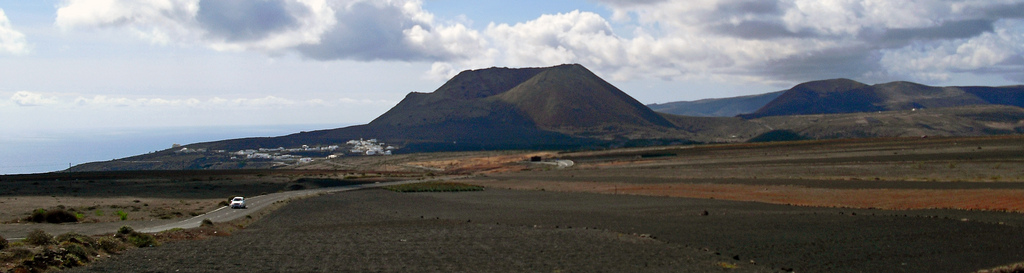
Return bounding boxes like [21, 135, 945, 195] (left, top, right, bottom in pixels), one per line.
[173, 138, 395, 166]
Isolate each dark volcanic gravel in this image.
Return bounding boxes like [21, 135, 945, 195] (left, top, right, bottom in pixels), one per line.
[69, 189, 1024, 273]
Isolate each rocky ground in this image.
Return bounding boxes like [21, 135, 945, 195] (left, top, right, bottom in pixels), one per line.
[67, 188, 1024, 273]
[5, 135, 1024, 272]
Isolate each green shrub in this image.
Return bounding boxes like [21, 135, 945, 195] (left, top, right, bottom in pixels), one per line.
[24, 229, 54, 246]
[97, 237, 127, 254]
[201, 219, 214, 227]
[126, 233, 158, 248]
[94, 209, 104, 216]
[0, 234, 7, 250]
[115, 210, 128, 221]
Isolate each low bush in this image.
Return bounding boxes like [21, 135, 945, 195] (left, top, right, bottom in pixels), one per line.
[0, 234, 7, 250]
[57, 232, 97, 246]
[117, 225, 135, 235]
[25, 208, 80, 223]
[63, 254, 85, 268]
[27, 208, 46, 223]
[97, 237, 127, 254]
[23, 229, 54, 246]
[0, 247, 34, 263]
[201, 219, 215, 227]
[114, 225, 159, 248]
[62, 242, 93, 262]
[126, 233, 158, 248]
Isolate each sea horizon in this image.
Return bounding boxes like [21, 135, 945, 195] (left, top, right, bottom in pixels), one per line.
[0, 123, 354, 175]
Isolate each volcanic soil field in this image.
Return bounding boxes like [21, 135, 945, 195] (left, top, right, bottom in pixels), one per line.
[3, 135, 1024, 272]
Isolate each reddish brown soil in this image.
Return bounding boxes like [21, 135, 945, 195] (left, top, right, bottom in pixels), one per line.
[467, 179, 1024, 213]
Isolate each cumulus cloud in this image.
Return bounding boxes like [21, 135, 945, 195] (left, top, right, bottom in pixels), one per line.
[55, 0, 482, 60]
[52, 0, 1024, 85]
[0, 9, 29, 54]
[11, 91, 58, 106]
[562, 0, 1024, 84]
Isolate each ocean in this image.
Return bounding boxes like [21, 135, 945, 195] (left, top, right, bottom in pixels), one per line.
[0, 123, 351, 175]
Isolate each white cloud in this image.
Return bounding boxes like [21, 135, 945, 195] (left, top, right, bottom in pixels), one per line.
[56, 0, 336, 51]
[486, 11, 626, 68]
[11, 91, 58, 106]
[55, 0, 485, 61]
[51, 0, 1024, 85]
[569, 0, 1024, 84]
[880, 19, 1024, 81]
[0, 9, 29, 54]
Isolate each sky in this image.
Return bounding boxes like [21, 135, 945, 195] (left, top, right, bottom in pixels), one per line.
[2, 0, 1024, 135]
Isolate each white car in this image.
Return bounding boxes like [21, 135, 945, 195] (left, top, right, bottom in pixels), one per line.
[229, 197, 246, 209]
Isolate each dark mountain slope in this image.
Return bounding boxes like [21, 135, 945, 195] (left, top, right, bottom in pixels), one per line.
[740, 79, 878, 118]
[495, 64, 674, 129]
[740, 79, 1023, 119]
[648, 91, 784, 117]
[961, 85, 1024, 107]
[198, 64, 678, 153]
[870, 81, 987, 109]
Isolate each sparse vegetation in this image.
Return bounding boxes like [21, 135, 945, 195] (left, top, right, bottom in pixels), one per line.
[62, 241, 94, 262]
[114, 225, 159, 248]
[0, 247, 34, 263]
[56, 232, 96, 246]
[126, 233, 158, 248]
[384, 182, 484, 192]
[0, 234, 7, 250]
[97, 237, 128, 254]
[0, 228, 154, 272]
[24, 229, 54, 246]
[115, 210, 128, 221]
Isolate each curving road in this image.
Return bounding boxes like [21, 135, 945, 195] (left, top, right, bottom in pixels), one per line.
[2, 177, 459, 240]
[138, 177, 456, 233]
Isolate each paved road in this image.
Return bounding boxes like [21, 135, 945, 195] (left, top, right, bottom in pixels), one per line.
[137, 177, 453, 233]
[2, 177, 456, 240]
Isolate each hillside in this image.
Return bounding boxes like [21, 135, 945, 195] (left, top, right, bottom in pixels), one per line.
[66, 66, 1024, 172]
[648, 91, 783, 117]
[740, 79, 1024, 118]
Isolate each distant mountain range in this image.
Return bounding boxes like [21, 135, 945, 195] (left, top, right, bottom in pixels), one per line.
[649, 78, 1024, 118]
[69, 65, 1024, 171]
[648, 91, 784, 117]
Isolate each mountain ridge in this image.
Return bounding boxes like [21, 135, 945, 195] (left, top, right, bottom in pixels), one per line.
[738, 79, 1024, 119]
[67, 65, 1024, 171]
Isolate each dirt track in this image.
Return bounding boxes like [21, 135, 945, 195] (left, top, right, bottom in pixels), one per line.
[68, 189, 1024, 273]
